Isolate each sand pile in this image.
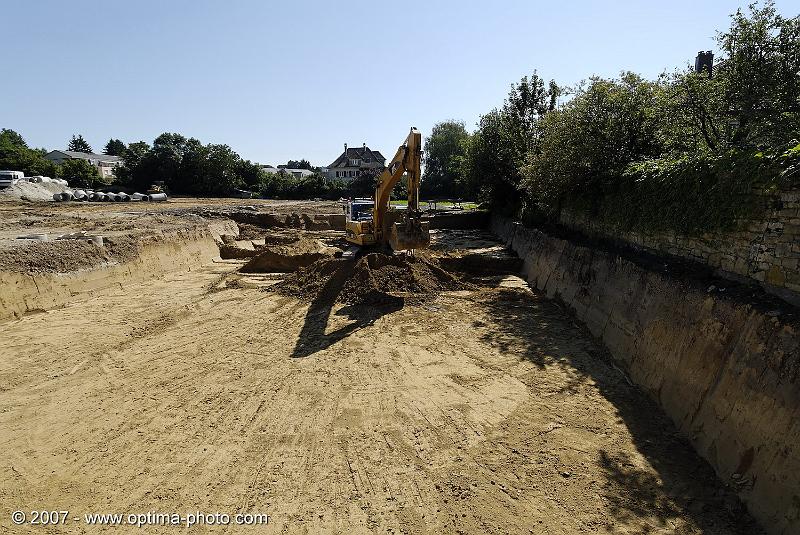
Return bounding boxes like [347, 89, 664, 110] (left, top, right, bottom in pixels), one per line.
[0, 180, 67, 202]
[271, 252, 467, 305]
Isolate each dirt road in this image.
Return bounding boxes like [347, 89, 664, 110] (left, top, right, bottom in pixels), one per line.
[0, 258, 756, 533]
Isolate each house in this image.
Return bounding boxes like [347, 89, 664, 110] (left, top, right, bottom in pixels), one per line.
[325, 143, 385, 182]
[260, 165, 315, 179]
[45, 150, 122, 180]
[284, 168, 315, 179]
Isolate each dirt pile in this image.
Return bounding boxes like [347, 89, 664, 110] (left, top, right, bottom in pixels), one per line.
[271, 252, 468, 305]
[240, 237, 340, 272]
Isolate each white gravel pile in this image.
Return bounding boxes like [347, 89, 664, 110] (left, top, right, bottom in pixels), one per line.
[0, 180, 69, 202]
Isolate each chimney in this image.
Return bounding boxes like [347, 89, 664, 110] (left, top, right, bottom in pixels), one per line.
[344, 143, 347, 154]
[363, 143, 366, 150]
[695, 50, 713, 77]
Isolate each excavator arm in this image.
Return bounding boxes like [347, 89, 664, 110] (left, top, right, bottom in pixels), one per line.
[372, 127, 429, 250]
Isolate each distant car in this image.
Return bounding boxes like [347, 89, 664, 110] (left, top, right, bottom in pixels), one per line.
[0, 170, 24, 188]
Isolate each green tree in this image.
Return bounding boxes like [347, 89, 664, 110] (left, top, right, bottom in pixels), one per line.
[258, 171, 294, 198]
[521, 73, 662, 217]
[236, 159, 265, 189]
[459, 73, 559, 213]
[103, 138, 127, 156]
[114, 141, 151, 188]
[719, 1, 800, 147]
[421, 120, 470, 199]
[0, 128, 28, 148]
[67, 134, 93, 153]
[201, 144, 244, 195]
[502, 71, 559, 158]
[59, 158, 101, 188]
[656, 2, 800, 154]
[461, 109, 520, 211]
[150, 132, 189, 189]
[0, 129, 58, 176]
[285, 159, 315, 170]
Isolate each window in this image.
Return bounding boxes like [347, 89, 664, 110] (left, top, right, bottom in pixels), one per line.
[349, 158, 361, 166]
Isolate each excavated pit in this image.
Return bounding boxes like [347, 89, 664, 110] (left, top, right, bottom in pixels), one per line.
[0, 206, 773, 535]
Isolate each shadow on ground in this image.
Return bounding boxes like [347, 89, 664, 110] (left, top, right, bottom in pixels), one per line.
[473, 286, 761, 534]
[291, 258, 404, 358]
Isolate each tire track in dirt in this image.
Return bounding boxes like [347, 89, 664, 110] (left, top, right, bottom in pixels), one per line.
[0, 261, 761, 534]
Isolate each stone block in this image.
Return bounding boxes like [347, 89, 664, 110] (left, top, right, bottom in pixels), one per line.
[766, 265, 787, 286]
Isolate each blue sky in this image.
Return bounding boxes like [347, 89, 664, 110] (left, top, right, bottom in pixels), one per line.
[2, 1, 791, 166]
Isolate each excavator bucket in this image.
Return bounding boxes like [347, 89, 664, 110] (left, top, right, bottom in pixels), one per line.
[389, 220, 430, 251]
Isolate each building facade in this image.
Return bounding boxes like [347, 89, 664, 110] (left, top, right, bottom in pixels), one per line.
[260, 165, 315, 179]
[45, 150, 121, 180]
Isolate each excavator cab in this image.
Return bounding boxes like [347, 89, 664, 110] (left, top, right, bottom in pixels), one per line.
[344, 198, 376, 246]
[343, 127, 430, 251]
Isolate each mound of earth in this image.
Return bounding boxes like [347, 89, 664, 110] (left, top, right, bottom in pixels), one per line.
[240, 237, 340, 272]
[271, 252, 468, 305]
[219, 241, 257, 259]
[0, 180, 67, 202]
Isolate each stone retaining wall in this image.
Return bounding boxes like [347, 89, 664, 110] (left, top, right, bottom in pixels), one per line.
[558, 189, 800, 304]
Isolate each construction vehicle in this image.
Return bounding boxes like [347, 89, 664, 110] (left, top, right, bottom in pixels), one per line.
[344, 127, 430, 251]
[147, 181, 166, 195]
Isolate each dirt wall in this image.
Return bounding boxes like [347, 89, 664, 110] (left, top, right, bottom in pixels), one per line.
[491, 215, 800, 535]
[0, 228, 222, 322]
[223, 211, 345, 230]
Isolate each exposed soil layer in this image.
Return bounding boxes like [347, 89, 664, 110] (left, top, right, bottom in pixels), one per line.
[0, 235, 140, 273]
[0, 199, 770, 533]
[241, 237, 341, 273]
[271, 252, 469, 305]
[219, 242, 258, 259]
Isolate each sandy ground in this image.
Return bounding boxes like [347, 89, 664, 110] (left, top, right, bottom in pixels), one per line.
[0, 241, 757, 533]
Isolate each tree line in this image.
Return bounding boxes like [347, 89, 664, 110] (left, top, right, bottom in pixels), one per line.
[113, 133, 385, 198]
[1, 129, 379, 198]
[422, 2, 799, 233]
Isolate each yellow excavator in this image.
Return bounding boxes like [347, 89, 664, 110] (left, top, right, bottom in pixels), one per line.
[344, 127, 430, 251]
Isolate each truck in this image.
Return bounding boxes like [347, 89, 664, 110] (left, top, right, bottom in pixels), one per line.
[0, 170, 24, 189]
